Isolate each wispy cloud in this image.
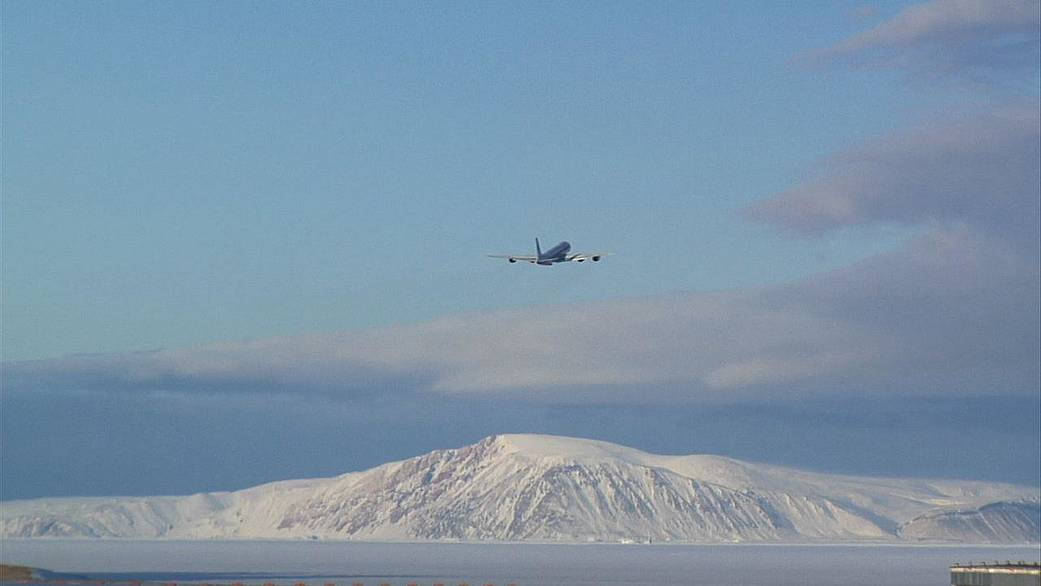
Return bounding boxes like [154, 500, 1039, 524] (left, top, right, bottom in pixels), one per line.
[804, 0, 1040, 82]
[744, 106, 1040, 245]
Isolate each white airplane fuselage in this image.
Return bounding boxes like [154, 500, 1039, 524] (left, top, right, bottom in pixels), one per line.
[488, 238, 606, 266]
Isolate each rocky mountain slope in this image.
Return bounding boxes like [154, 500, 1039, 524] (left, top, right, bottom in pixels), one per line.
[3, 434, 1038, 543]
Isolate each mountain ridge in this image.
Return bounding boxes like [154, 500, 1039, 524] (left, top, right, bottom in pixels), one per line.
[3, 434, 1038, 543]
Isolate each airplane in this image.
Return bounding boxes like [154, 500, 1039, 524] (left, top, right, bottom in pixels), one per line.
[487, 238, 609, 265]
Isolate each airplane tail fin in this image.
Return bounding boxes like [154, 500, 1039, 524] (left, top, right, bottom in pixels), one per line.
[535, 238, 542, 260]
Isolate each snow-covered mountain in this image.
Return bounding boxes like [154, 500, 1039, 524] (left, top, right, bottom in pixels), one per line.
[3, 434, 1038, 543]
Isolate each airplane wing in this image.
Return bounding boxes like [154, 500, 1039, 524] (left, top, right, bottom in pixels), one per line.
[565, 252, 611, 263]
[487, 254, 538, 262]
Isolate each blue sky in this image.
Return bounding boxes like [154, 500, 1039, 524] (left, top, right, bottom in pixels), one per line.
[3, 1, 922, 360]
[3, 0, 1039, 499]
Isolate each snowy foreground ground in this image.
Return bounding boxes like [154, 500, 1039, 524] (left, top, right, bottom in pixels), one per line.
[2, 539, 1040, 586]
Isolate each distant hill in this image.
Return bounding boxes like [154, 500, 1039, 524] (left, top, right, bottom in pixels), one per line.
[3, 434, 1038, 543]
[0, 565, 35, 581]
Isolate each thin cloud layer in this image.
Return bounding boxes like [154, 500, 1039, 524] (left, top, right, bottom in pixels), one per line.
[2, 293, 870, 401]
[807, 0, 1040, 80]
[7, 228, 1037, 403]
